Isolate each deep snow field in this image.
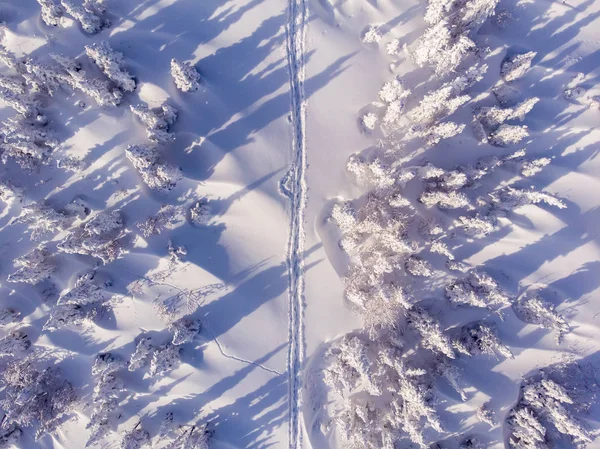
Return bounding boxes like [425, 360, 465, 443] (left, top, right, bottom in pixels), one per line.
[0, 0, 600, 448]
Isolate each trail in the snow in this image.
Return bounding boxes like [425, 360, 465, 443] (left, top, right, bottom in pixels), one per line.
[284, 0, 308, 445]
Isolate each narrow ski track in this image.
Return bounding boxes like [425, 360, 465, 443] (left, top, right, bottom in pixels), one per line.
[284, 0, 308, 446]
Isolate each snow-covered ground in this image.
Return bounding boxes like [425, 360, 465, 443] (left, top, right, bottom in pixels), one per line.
[1, 0, 600, 448]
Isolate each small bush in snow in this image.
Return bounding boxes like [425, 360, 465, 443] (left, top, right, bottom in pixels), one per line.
[458, 214, 499, 236]
[430, 241, 454, 260]
[125, 144, 182, 191]
[362, 25, 382, 44]
[189, 200, 211, 226]
[7, 246, 56, 285]
[501, 51, 537, 83]
[407, 307, 455, 359]
[130, 103, 177, 143]
[170, 59, 201, 92]
[85, 42, 135, 92]
[171, 423, 213, 449]
[361, 112, 378, 130]
[419, 190, 470, 209]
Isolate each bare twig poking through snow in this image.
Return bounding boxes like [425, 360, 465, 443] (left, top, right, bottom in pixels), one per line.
[85, 42, 136, 92]
[130, 103, 177, 142]
[125, 144, 182, 191]
[501, 51, 537, 83]
[170, 59, 201, 92]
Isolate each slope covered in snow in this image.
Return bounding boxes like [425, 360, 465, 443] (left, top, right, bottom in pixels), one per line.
[1, 0, 600, 448]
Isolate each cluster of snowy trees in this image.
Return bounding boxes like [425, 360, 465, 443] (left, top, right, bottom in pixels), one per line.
[0, 3, 212, 447]
[508, 365, 596, 449]
[321, 0, 581, 447]
[37, 0, 109, 34]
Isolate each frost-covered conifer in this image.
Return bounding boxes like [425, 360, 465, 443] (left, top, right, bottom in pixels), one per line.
[488, 124, 529, 146]
[0, 330, 31, 356]
[12, 203, 71, 242]
[446, 270, 512, 310]
[170, 59, 201, 92]
[407, 308, 455, 359]
[51, 54, 122, 106]
[120, 424, 150, 449]
[137, 205, 184, 237]
[125, 144, 182, 191]
[60, 0, 106, 34]
[459, 323, 513, 359]
[490, 187, 566, 211]
[0, 361, 77, 438]
[419, 190, 470, 209]
[130, 103, 177, 142]
[129, 336, 153, 371]
[58, 270, 111, 306]
[85, 42, 135, 92]
[37, 0, 64, 26]
[58, 210, 126, 263]
[148, 343, 181, 377]
[513, 296, 570, 343]
[0, 423, 22, 448]
[405, 256, 433, 277]
[501, 52, 537, 83]
[477, 403, 496, 427]
[169, 317, 201, 346]
[43, 303, 99, 331]
[0, 308, 20, 325]
[7, 246, 56, 285]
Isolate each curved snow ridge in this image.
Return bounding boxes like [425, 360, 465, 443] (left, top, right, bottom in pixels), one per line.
[284, 0, 308, 446]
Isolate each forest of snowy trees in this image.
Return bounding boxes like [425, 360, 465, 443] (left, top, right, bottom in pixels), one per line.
[322, 0, 600, 448]
[0, 1, 211, 447]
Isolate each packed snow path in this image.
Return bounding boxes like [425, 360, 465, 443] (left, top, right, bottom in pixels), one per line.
[284, 0, 308, 446]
